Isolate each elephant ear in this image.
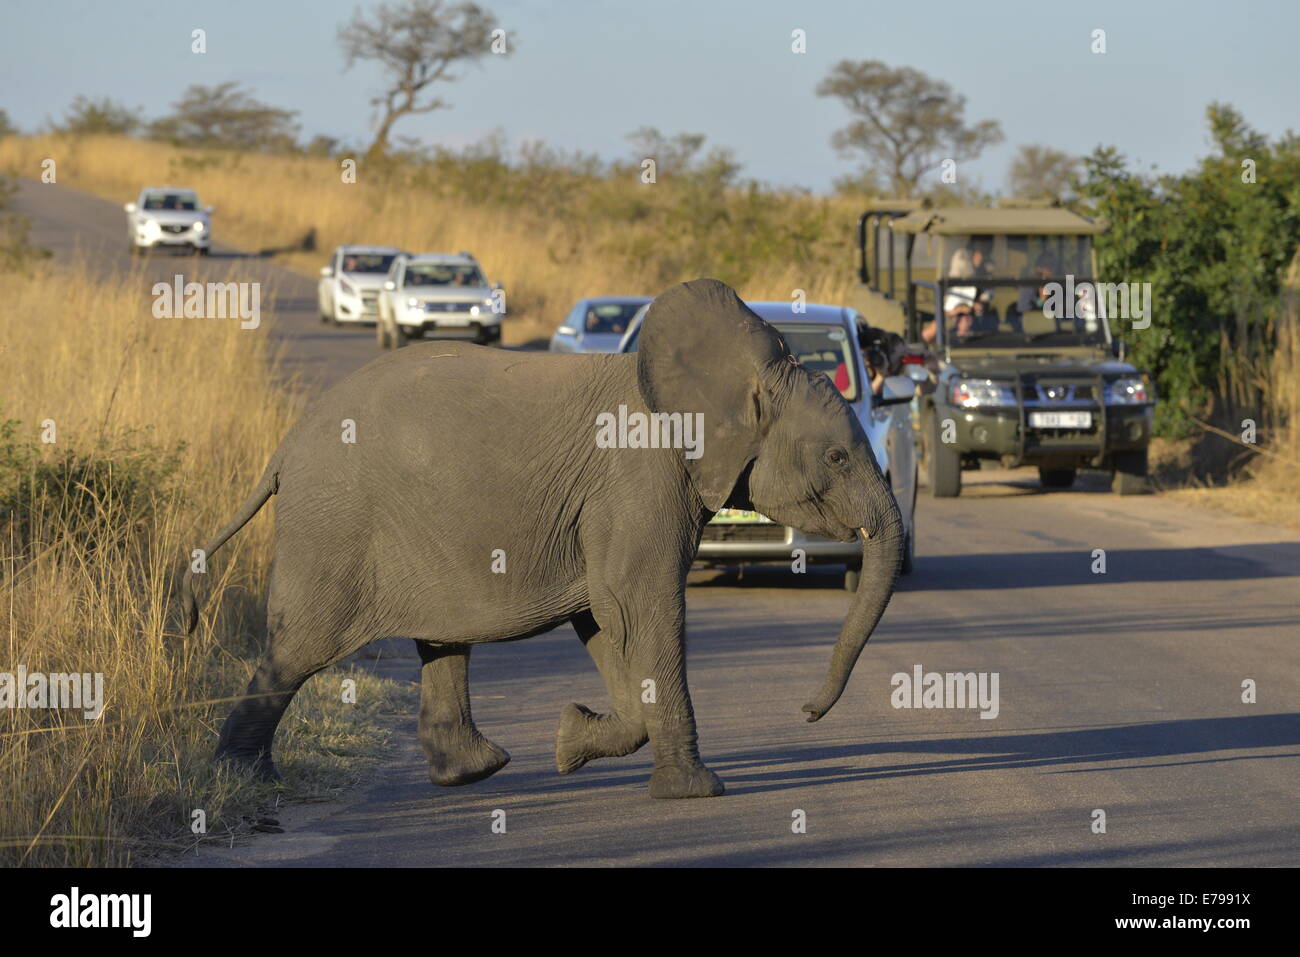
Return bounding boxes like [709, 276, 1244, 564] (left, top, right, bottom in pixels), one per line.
[636, 278, 792, 511]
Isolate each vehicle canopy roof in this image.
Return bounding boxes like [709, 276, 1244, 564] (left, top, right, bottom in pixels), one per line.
[891, 205, 1106, 236]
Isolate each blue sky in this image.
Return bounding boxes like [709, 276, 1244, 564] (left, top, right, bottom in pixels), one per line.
[2, 0, 1297, 192]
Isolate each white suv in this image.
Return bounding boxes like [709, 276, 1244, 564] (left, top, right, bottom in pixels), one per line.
[375, 252, 506, 348]
[124, 186, 212, 255]
[318, 245, 406, 326]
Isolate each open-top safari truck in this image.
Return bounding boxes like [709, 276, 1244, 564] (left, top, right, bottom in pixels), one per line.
[850, 200, 1156, 496]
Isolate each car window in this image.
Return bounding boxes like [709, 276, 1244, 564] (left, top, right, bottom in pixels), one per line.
[403, 263, 485, 287]
[772, 323, 860, 401]
[340, 253, 397, 274]
[141, 192, 198, 212]
[581, 302, 641, 335]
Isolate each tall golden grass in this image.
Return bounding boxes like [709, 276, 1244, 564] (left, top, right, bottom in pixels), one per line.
[0, 258, 412, 866]
[0, 134, 858, 343]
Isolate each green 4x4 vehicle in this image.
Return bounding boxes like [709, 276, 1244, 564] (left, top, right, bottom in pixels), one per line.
[850, 200, 1157, 497]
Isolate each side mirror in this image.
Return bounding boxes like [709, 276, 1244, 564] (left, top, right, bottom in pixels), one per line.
[492, 282, 503, 291]
[124, 202, 136, 214]
[557, 325, 577, 337]
[205, 205, 216, 214]
[878, 375, 916, 406]
[383, 280, 396, 291]
[320, 265, 334, 277]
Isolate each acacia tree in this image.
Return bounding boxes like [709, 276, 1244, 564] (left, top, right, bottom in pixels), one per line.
[1008, 144, 1081, 201]
[816, 60, 1003, 197]
[338, 0, 506, 161]
[147, 82, 299, 151]
[56, 96, 143, 136]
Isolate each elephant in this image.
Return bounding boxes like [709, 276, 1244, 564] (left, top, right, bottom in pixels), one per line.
[181, 277, 905, 799]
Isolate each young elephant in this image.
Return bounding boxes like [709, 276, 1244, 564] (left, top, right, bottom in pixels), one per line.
[183, 278, 905, 799]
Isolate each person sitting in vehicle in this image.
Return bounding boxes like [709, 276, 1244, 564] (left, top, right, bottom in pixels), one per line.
[922, 289, 979, 343]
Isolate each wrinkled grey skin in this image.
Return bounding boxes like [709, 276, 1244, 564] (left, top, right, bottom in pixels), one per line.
[182, 278, 904, 799]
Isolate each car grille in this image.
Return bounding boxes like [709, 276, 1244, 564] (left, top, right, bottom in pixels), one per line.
[425, 301, 475, 313]
[361, 293, 379, 313]
[701, 524, 788, 543]
[161, 224, 189, 234]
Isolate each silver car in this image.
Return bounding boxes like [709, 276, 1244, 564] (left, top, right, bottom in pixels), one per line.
[124, 186, 213, 255]
[376, 252, 505, 348]
[549, 296, 651, 353]
[620, 301, 918, 587]
[318, 245, 406, 325]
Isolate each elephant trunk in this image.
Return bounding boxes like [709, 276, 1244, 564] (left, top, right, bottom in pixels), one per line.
[801, 504, 905, 723]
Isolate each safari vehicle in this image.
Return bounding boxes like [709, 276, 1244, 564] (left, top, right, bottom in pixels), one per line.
[851, 200, 1156, 496]
[318, 245, 407, 325]
[124, 186, 213, 255]
[620, 301, 918, 588]
[375, 251, 505, 348]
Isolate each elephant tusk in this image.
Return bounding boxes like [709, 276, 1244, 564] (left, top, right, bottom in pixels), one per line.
[859, 526, 871, 541]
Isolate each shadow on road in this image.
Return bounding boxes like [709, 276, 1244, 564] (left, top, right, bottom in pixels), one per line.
[688, 541, 1300, 595]
[714, 713, 1300, 790]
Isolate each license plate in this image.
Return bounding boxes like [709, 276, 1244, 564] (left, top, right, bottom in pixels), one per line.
[1030, 411, 1092, 429]
[428, 316, 470, 326]
[710, 509, 774, 524]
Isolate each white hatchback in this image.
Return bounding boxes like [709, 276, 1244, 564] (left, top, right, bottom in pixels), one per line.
[318, 246, 406, 326]
[124, 186, 213, 255]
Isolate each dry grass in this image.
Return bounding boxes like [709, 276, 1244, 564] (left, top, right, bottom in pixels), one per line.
[0, 259, 415, 866]
[0, 134, 858, 344]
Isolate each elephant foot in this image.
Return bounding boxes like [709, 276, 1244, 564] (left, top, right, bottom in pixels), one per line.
[425, 728, 511, 787]
[555, 702, 598, 773]
[649, 763, 725, 799]
[215, 746, 282, 783]
[555, 702, 648, 774]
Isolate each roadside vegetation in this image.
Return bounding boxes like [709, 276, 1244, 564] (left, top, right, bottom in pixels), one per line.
[0, 241, 416, 866]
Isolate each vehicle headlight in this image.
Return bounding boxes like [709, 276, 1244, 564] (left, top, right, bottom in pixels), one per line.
[406, 298, 422, 309]
[951, 378, 1015, 408]
[339, 278, 357, 296]
[141, 219, 159, 233]
[1106, 375, 1151, 405]
[192, 221, 205, 233]
[469, 304, 480, 316]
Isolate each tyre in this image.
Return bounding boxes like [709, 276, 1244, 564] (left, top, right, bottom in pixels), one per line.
[1111, 449, 1150, 495]
[844, 566, 861, 592]
[1039, 467, 1077, 489]
[926, 412, 961, 497]
[900, 528, 915, 576]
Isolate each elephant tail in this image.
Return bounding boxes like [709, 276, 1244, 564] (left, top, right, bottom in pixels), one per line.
[181, 451, 282, 635]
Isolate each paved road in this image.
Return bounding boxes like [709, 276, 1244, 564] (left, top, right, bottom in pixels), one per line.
[18, 180, 1300, 866]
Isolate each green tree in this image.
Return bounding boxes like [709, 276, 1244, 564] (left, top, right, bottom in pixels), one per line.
[816, 60, 1003, 197]
[1007, 144, 1081, 201]
[56, 95, 143, 135]
[147, 82, 299, 151]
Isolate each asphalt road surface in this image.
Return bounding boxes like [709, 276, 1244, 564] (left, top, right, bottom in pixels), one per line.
[17, 180, 1300, 867]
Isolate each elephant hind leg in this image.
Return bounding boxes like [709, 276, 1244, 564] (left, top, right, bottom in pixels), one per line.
[416, 641, 510, 787]
[556, 610, 649, 774]
[215, 628, 334, 780]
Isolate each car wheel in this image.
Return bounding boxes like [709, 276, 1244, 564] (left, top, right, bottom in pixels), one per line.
[926, 412, 961, 498]
[394, 325, 409, 348]
[844, 565, 861, 592]
[899, 528, 915, 576]
[1111, 449, 1150, 495]
[1039, 467, 1077, 489]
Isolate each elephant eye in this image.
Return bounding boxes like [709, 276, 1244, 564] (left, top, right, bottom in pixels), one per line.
[824, 446, 849, 469]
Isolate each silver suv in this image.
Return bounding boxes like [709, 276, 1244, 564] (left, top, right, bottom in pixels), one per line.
[375, 252, 505, 348]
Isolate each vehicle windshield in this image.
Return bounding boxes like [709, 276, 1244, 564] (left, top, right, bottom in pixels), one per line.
[581, 302, 643, 335]
[943, 234, 1093, 280]
[340, 253, 397, 274]
[772, 322, 859, 401]
[937, 280, 1111, 349]
[142, 192, 198, 212]
[404, 263, 486, 287]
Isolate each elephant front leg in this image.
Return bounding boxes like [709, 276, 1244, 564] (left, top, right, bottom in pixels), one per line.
[416, 642, 510, 787]
[556, 611, 649, 773]
[629, 608, 724, 799]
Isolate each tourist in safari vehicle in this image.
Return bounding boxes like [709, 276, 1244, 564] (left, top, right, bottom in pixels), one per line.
[851, 199, 1157, 497]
